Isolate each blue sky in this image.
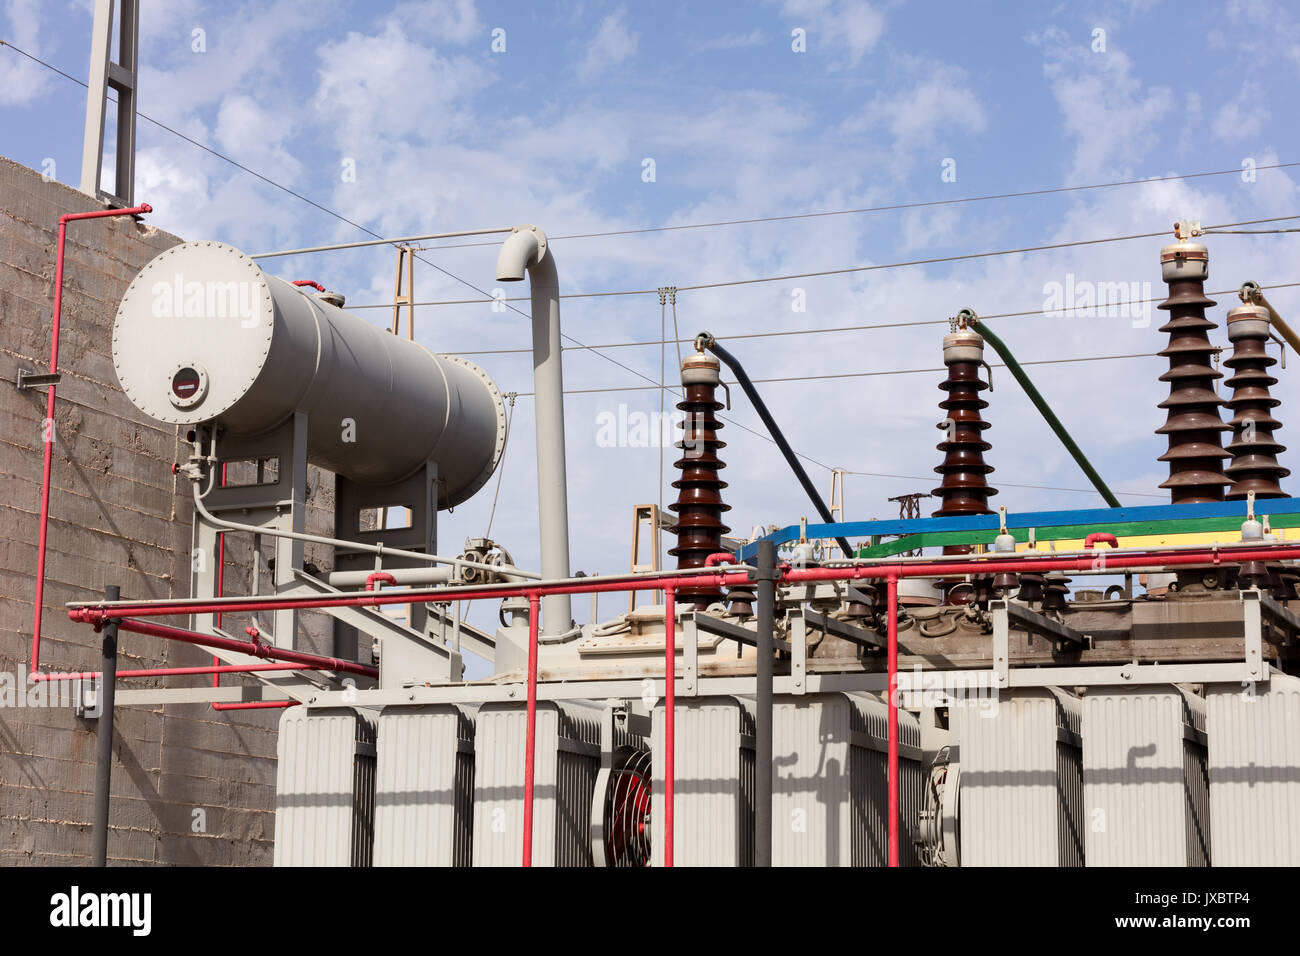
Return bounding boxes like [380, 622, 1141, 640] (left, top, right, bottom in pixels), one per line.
[3, 0, 1300, 654]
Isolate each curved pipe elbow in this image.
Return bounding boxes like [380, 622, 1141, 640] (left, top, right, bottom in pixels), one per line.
[365, 571, 398, 592]
[496, 225, 548, 282]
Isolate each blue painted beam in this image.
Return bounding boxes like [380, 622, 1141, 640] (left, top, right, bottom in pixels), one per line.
[734, 497, 1300, 561]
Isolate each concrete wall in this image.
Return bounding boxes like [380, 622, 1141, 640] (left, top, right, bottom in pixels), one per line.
[0, 156, 335, 865]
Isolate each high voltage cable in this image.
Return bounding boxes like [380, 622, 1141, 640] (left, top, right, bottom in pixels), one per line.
[346, 215, 1300, 310]
[436, 281, 1300, 357]
[504, 350, 1150, 397]
[372, 168, 1300, 251]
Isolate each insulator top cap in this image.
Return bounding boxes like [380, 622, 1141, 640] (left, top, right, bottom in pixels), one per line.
[681, 352, 720, 386]
[1226, 302, 1271, 341]
[942, 328, 984, 364]
[1160, 241, 1209, 282]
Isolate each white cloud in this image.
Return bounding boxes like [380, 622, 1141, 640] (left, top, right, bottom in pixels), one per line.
[577, 7, 639, 80]
[1031, 26, 1173, 183]
[313, 20, 490, 144]
[777, 0, 885, 66]
[848, 59, 986, 146]
[1213, 81, 1269, 141]
[398, 0, 482, 45]
[214, 94, 303, 180]
[0, 0, 48, 105]
[696, 29, 767, 51]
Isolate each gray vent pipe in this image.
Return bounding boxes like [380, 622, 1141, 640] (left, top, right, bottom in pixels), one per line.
[497, 225, 575, 637]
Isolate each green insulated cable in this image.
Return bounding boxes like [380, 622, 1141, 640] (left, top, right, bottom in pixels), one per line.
[960, 309, 1122, 508]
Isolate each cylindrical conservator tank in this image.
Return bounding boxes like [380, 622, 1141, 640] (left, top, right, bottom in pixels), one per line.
[111, 241, 507, 506]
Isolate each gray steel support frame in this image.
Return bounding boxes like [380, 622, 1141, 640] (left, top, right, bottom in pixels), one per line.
[990, 599, 1086, 690]
[79, 0, 138, 206]
[193, 414, 307, 648]
[331, 458, 438, 661]
[179, 415, 337, 705]
[284, 572, 459, 686]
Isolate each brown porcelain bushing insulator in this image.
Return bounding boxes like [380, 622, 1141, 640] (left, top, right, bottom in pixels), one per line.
[1155, 242, 1232, 503]
[1224, 303, 1288, 499]
[932, 329, 997, 545]
[669, 354, 731, 609]
[931, 329, 997, 605]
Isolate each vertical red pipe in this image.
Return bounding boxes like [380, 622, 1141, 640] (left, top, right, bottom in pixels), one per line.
[30, 217, 70, 677]
[212, 524, 225, 692]
[522, 592, 540, 868]
[886, 573, 899, 867]
[663, 586, 676, 867]
[30, 203, 151, 676]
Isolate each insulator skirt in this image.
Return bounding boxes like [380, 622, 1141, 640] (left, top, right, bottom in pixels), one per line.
[669, 379, 730, 607]
[1224, 317, 1288, 499]
[1155, 272, 1231, 503]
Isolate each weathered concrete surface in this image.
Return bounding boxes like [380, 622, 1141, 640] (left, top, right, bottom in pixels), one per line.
[0, 156, 336, 865]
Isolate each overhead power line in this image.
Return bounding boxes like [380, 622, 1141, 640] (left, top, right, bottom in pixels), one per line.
[503, 350, 1151, 397]
[345, 215, 1300, 310]
[435, 280, 1300, 357]
[375, 165, 1300, 251]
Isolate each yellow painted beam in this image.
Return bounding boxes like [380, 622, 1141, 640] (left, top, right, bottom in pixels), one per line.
[1014, 527, 1290, 552]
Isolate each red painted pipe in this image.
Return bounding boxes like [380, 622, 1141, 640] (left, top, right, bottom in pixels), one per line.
[522, 592, 540, 867]
[35, 662, 325, 681]
[212, 490, 225, 703]
[292, 279, 325, 291]
[67, 544, 1300, 624]
[663, 586, 675, 867]
[67, 571, 752, 622]
[213, 701, 300, 711]
[112, 617, 378, 679]
[366, 572, 397, 591]
[1084, 532, 1119, 549]
[703, 552, 735, 567]
[886, 574, 899, 868]
[30, 202, 152, 678]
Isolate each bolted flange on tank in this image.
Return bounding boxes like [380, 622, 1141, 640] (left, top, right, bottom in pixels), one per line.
[112, 241, 507, 506]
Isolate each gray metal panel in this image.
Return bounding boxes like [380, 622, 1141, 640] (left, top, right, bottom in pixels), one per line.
[1183, 693, 1211, 868]
[770, 692, 922, 866]
[471, 701, 601, 867]
[274, 707, 376, 867]
[1207, 671, 1300, 865]
[650, 696, 756, 867]
[1082, 686, 1210, 866]
[953, 689, 1084, 867]
[374, 705, 474, 867]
